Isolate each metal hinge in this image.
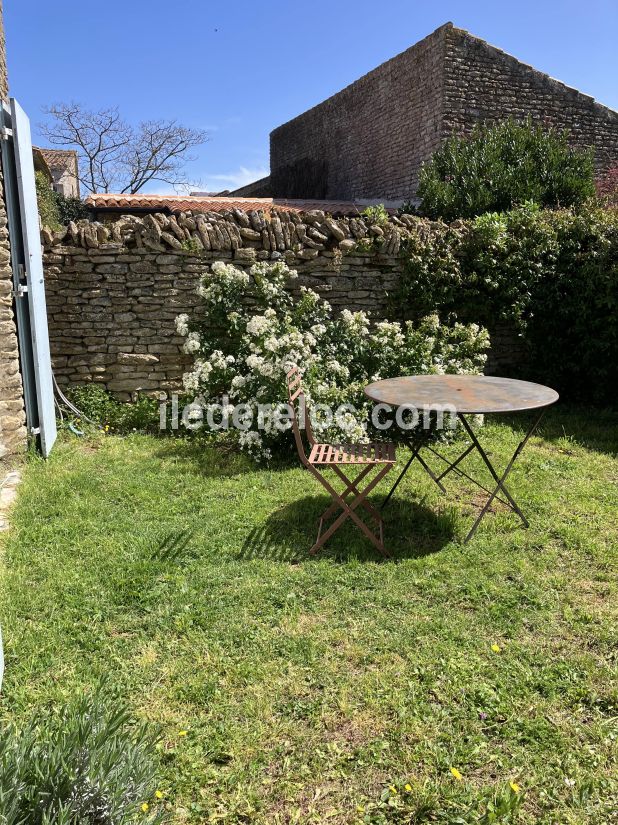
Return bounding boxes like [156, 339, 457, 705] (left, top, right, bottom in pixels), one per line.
[0, 126, 12, 140]
[12, 264, 27, 298]
[29, 427, 41, 436]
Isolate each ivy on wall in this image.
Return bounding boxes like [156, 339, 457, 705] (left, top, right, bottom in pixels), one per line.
[35, 170, 89, 231]
[35, 170, 62, 230]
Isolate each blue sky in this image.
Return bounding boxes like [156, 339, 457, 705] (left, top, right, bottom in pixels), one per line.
[5, 0, 618, 194]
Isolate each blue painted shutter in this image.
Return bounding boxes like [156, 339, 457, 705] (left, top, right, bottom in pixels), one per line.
[10, 99, 57, 457]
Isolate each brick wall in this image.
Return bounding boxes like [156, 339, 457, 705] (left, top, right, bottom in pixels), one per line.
[270, 23, 618, 201]
[270, 25, 448, 201]
[442, 26, 618, 179]
[0, 0, 27, 460]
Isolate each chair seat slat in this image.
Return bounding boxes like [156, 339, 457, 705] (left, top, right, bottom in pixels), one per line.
[308, 441, 395, 466]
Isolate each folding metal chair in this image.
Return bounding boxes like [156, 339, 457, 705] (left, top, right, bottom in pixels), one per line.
[286, 366, 396, 557]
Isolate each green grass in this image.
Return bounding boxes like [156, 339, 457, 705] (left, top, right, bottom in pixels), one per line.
[1, 407, 617, 824]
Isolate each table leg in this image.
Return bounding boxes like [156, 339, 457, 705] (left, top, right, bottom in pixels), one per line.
[414, 449, 447, 493]
[435, 443, 475, 482]
[458, 410, 546, 542]
[381, 411, 546, 542]
[427, 445, 514, 510]
[382, 439, 447, 511]
[381, 443, 420, 510]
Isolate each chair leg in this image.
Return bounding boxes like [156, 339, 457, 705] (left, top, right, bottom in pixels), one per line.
[320, 465, 382, 525]
[309, 463, 393, 557]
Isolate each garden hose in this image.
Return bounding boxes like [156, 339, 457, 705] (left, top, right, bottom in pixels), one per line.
[52, 373, 103, 435]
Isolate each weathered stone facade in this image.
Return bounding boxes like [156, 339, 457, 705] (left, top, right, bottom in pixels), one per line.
[271, 25, 447, 201]
[43, 211, 405, 398]
[269, 23, 618, 201]
[441, 26, 618, 179]
[0, 0, 27, 460]
[0, 167, 26, 460]
[43, 210, 519, 398]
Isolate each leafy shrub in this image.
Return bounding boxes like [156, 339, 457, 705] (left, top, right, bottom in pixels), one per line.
[416, 119, 596, 221]
[529, 206, 618, 402]
[35, 171, 89, 229]
[397, 204, 618, 403]
[55, 192, 90, 224]
[399, 203, 558, 326]
[361, 204, 389, 225]
[176, 260, 489, 461]
[66, 384, 162, 434]
[0, 688, 164, 824]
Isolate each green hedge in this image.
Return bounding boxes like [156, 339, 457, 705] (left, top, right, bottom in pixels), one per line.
[397, 204, 618, 404]
[415, 119, 596, 221]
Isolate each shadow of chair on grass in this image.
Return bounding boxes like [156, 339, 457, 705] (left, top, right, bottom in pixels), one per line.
[238, 493, 456, 563]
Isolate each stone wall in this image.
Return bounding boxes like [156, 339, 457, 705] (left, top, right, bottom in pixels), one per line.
[0, 167, 26, 460]
[0, 0, 27, 460]
[269, 23, 618, 202]
[43, 209, 519, 398]
[442, 26, 618, 179]
[0, 0, 7, 102]
[43, 211, 405, 398]
[270, 25, 447, 201]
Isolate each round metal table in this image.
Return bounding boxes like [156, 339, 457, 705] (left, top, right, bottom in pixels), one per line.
[364, 375, 559, 541]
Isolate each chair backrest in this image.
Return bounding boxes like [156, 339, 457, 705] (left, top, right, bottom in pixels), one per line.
[286, 366, 314, 465]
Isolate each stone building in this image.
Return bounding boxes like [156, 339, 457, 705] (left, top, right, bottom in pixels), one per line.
[0, 0, 27, 461]
[35, 147, 80, 198]
[267, 22, 618, 202]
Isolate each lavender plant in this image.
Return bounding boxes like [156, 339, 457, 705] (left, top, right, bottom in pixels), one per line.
[0, 689, 164, 824]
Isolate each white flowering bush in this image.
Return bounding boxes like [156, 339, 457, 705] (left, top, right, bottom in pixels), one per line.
[176, 260, 489, 460]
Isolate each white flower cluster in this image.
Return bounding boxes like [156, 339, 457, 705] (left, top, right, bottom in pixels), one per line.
[181, 350, 235, 394]
[175, 259, 490, 461]
[183, 331, 201, 355]
[340, 308, 370, 337]
[175, 313, 190, 337]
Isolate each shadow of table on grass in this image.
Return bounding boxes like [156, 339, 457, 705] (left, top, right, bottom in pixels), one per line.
[497, 405, 618, 458]
[238, 494, 456, 563]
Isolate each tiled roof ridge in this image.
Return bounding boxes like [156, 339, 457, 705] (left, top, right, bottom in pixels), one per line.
[85, 193, 399, 216]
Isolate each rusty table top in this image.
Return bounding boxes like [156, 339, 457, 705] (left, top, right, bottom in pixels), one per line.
[364, 375, 559, 414]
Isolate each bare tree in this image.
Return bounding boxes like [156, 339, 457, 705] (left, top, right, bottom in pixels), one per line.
[41, 103, 209, 194]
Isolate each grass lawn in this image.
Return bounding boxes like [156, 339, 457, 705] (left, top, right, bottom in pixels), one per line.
[1, 407, 617, 824]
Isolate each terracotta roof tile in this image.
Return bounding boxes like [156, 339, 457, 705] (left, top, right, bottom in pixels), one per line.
[85, 193, 394, 216]
[35, 147, 79, 176]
